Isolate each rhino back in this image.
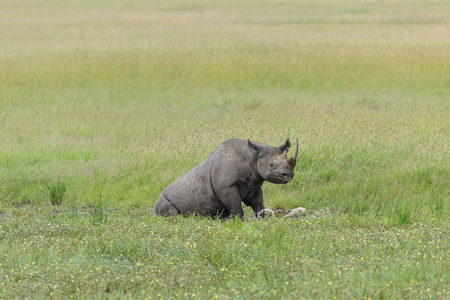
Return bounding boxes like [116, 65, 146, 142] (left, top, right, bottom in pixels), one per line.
[160, 139, 243, 215]
[157, 139, 255, 216]
[162, 161, 215, 214]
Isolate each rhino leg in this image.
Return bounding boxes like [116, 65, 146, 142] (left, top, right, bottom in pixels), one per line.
[217, 186, 244, 219]
[152, 194, 180, 216]
[248, 187, 265, 218]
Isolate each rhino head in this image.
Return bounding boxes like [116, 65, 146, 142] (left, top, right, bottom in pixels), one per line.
[247, 138, 299, 184]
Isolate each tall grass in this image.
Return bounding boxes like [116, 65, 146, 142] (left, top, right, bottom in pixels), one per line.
[0, 0, 449, 298]
[0, 0, 448, 224]
[41, 180, 67, 206]
[0, 0, 448, 219]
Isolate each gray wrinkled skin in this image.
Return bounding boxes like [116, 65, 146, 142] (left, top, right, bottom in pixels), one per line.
[152, 138, 298, 219]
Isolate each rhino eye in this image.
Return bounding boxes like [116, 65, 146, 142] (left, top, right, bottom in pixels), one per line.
[269, 163, 274, 168]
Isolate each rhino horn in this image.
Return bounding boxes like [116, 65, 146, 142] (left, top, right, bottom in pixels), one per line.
[287, 138, 298, 168]
[278, 151, 287, 159]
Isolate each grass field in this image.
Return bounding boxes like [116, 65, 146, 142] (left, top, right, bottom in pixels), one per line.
[0, 0, 449, 298]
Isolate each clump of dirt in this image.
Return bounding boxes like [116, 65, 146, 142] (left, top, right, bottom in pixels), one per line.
[257, 207, 307, 218]
[257, 206, 340, 219]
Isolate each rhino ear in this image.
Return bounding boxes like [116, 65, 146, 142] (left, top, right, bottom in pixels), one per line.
[247, 139, 264, 154]
[277, 139, 291, 154]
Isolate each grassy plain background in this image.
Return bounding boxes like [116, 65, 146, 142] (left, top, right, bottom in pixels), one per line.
[0, 0, 449, 298]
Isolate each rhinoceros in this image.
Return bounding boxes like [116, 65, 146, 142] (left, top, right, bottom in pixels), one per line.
[152, 138, 298, 219]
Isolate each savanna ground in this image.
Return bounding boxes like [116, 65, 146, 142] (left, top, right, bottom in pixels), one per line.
[0, 0, 449, 299]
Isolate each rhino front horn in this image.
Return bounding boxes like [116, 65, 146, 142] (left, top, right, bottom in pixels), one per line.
[287, 138, 298, 168]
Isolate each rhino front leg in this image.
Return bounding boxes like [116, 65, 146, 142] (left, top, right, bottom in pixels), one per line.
[248, 187, 265, 218]
[217, 186, 244, 219]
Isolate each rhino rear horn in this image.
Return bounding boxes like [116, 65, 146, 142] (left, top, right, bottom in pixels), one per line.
[287, 138, 298, 168]
[278, 151, 287, 159]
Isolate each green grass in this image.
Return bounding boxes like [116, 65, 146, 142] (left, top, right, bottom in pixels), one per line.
[0, 211, 448, 299]
[0, 0, 449, 298]
[41, 180, 67, 206]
